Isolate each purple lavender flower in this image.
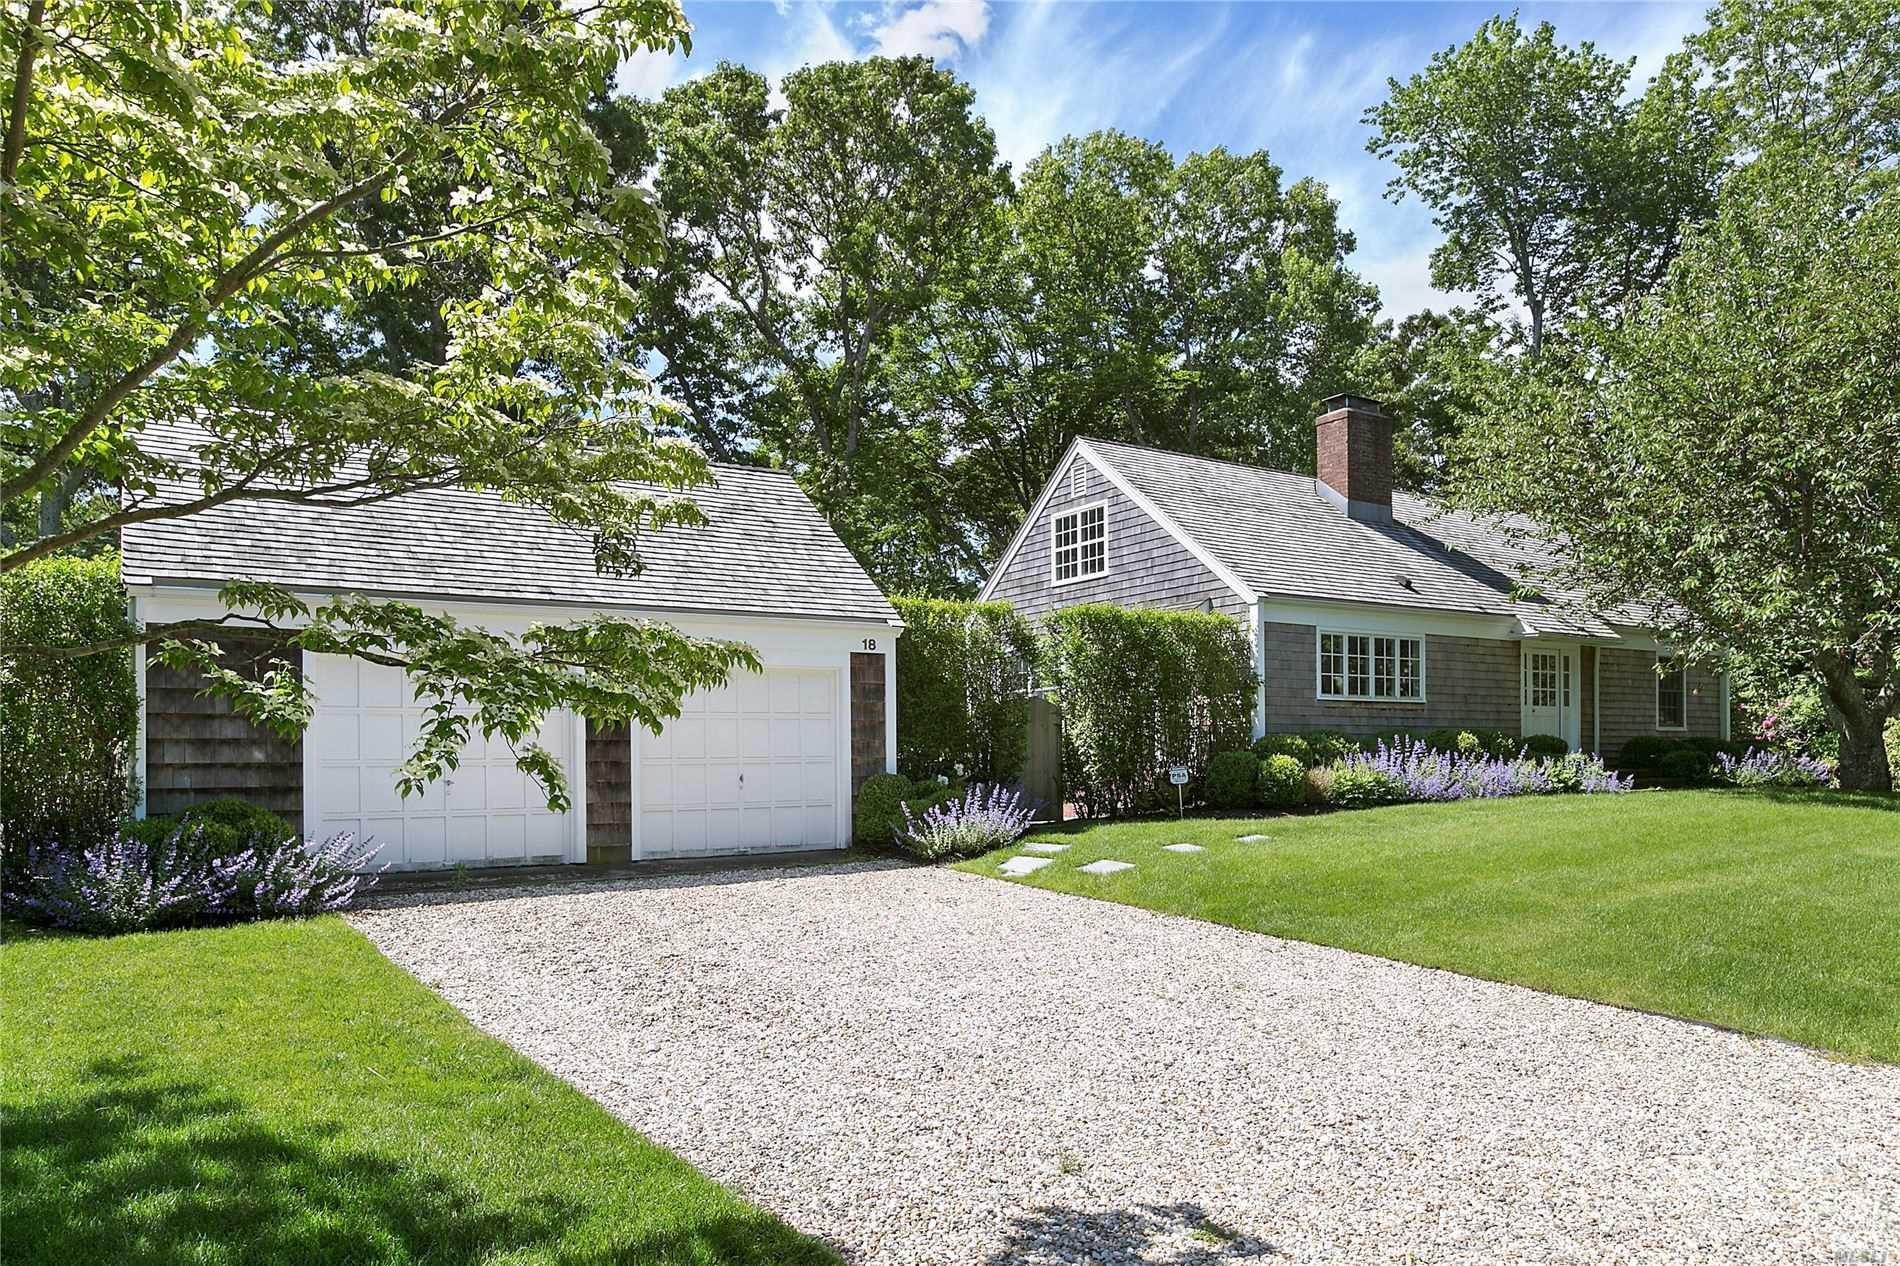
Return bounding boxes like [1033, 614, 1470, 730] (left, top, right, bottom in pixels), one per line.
[898, 783, 1035, 861]
[1331, 738, 1628, 807]
[1714, 747, 1833, 789]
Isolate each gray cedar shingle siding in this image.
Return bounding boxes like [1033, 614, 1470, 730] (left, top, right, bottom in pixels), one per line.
[986, 452, 1246, 621]
[850, 652, 887, 802]
[1596, 648, 1724, 758]
[145, 637, 301, 818]
[1259, 622, 1520, 738]
[585, 722, 632, 863]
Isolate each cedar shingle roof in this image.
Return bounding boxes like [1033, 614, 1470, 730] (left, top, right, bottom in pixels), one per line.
[1079, 437, 1622, 637]
[120, 426, 898, 625]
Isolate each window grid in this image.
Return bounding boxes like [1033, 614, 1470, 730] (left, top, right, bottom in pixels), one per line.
[1052, 503, 1106, 583]
[1318, 631, 1424, 702]
[1657, 655, 1687, 729]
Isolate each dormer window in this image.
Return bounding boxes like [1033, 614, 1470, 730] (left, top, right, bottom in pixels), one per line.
[1053, 502, 1106, 584]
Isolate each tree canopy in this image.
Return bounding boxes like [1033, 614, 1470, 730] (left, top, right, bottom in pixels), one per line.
[0, 0, 758, 807]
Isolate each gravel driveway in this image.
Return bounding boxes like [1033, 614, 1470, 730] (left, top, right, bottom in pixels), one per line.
[350, 862, 1899, 1265]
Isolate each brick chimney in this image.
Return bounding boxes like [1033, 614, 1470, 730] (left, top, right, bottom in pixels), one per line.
[1314, 393, 1393, 524]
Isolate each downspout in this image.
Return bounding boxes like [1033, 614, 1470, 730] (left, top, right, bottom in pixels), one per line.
[1252, 600, 1268, 740]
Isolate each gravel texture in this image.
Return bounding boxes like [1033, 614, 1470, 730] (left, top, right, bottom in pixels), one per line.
[350, 862, 1900, 1265]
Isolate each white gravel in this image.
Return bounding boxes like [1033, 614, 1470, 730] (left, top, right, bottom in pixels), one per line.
[350, 861, 1900, 1265]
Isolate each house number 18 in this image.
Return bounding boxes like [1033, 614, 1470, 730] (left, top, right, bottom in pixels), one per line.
[861, 638, 878, 651]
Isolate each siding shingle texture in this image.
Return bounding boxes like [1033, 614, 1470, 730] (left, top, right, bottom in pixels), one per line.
[1260, 623, 1520, 737]
[585, 722, 632, 863]
[1596, 648, 1724, 757]
[986, 453, 1247, 621]
[145, 638, 301, 818]
[850, 652, 887, 803]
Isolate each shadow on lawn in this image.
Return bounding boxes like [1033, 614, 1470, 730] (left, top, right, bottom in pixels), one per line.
[2, 1055, 835, 1266]
[983, 1200, 1278, 1265]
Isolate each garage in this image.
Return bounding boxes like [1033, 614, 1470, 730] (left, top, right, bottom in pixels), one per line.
[122, 450, 900, 870]
[635, 667, 843, 858]
[304, 654, 577, 868]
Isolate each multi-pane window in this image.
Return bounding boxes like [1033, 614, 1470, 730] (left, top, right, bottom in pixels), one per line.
[1318, 631, 1424, 701]
[1656, 655, 1687, 729]
[1524, 650, 1559, 709]
[1052, 503, 1106, 583]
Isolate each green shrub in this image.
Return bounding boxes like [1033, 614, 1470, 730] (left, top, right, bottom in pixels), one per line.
[1257, 754, 1307, 809]
[853, 773, 914, 846]
[1041, 605, 1256, 818]
[1204, 751, 1258, 809]
[1658, 747, 1715, 784]
[0, 554, 140, 858]
[1329, 763, 1404, 809]
[178, 798, 297, 855]
[1420, 727, 1466, 754]
[1251, 734, 1314, 767]
[1302, 730, 1357, 765]
[892, 596, 1037, 783]
[1618, 736, 1680, 769]
[1359, 730, 1419, 754]
[1521, 734, 1570, 759]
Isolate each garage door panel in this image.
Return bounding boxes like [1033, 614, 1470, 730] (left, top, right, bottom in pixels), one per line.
[637, 666, 842, 859]
[305, 652, 572, 870]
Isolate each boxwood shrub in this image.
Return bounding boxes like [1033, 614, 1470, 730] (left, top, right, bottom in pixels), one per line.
[1257, 754, 1307, 809]
[1251, 734, 1314, 767]
[1204, 751, 1258, 810]
[853, 773, 958, 847]
[1521, 734, 1570, 759]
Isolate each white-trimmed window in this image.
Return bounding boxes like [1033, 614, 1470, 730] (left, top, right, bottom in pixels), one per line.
[1656, 655, 1687, 730]
[1052, 502, 1106, 583]
[1318, 631, 1424, 701]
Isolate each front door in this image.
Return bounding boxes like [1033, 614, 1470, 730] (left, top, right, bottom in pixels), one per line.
[1521, 646, 1568, 744]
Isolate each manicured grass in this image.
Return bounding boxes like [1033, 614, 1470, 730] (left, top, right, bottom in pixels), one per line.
[957, 789, 1900, 1063]
[0, 917, 836, 1266]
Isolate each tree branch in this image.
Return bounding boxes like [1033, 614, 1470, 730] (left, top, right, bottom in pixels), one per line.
[1, 0, 45, 206]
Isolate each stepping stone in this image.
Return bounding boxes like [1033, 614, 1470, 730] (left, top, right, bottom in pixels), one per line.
[1236, 834, 1269, 842]
[1162, 843, 1204, 854]
[998, 856, 1053, 877]
[1078, 860, 1135, 875]
[1022, 842, 1070, 855]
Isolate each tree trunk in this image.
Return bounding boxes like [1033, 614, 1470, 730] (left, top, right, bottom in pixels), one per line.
[1816, 656, 1895, 792]
[1834, 710, 1894, 793]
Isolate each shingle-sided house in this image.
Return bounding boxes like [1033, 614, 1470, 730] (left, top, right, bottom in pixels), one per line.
[122, 435, 901, 870]
[980, 395, 1729, 756]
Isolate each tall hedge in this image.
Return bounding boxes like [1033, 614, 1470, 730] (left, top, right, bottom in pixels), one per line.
[893, 596, 1038, 783]
[1041, 604, 1257, 817]
[1, 554, 141, 852]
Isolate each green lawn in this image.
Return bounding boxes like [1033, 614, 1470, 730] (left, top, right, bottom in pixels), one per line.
[0, 917, 836, 1266]
[957, 789, 1900, 1063]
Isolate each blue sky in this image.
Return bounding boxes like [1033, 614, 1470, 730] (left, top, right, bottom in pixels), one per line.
[617, 0, 1711, 321]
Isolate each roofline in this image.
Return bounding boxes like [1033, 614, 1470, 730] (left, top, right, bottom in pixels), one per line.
[126, 575, 904, 628]
[978, 437, 1259, 607]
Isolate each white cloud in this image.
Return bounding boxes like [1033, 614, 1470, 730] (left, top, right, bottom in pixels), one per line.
[615, 46, 691, 99]
[872, 0, 991, 61]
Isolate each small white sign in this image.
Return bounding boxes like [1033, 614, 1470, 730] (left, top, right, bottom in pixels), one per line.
[1168, 766, 1190, 786]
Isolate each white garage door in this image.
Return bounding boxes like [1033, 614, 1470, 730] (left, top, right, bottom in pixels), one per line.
[305, 654, 575, 868]
[637, 667, 842, 858]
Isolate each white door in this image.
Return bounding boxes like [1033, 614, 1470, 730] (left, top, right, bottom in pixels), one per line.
[1520, 645, 1569, 744]
[305, 654, 575, 868]
[637, 667, 841, 858]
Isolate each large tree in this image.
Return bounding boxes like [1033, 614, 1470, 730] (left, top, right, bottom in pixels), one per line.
[618, 58, 1009, 594]
[1451, 161, 1900, 790]
[1365, 16, 1721, 354]
[0, 0, 760, 806]
[898, 131, 1378, 567]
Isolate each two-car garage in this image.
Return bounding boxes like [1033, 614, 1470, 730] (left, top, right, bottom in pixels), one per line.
[123, 454, 900, 871]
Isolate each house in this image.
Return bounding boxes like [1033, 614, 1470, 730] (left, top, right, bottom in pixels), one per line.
[121, 437, 902, 870]
[979, 395, 1729, 756]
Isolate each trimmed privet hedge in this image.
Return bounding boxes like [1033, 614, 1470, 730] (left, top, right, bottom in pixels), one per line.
[1041, 604, 1256, 818]
[1, 554, 140, 854]
[893, 596, 1037, 783]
